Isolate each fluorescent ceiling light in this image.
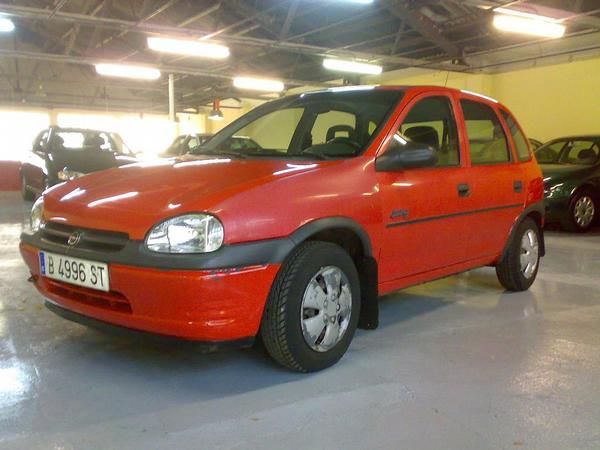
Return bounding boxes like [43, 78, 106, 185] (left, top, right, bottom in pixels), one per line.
[493, 14, 565, 38]
[208, 109, 224, 121]
[0, 17, 15, 32]
[494, 7, 559, 21]
[323, 58, 382, 75]
[233, 77, 285, 92]
[95, 63, 161, 80]
[147, 37, 230, 59]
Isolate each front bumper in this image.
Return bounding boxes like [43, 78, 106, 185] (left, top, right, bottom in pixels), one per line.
[21, 242, 280, 341]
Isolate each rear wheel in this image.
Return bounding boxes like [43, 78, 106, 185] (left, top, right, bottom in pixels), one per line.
[260, 241, 360, 372]
[496, 218, 540, 291]
[562, 189, 596, 233]
[21, 176, 34, 201]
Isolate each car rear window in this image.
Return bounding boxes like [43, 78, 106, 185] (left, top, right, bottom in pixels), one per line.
[501, 110, 531, 161]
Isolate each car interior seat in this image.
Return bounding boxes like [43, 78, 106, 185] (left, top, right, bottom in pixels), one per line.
[326, 125, 357, 143]
[83, 135, 105, 150]
[48, 135, 65, 152]
[403, 126, 439, 150]
[577, 148, 597, 163]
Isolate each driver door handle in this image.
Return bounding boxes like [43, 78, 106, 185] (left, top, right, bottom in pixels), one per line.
[457, 183, 470, 197]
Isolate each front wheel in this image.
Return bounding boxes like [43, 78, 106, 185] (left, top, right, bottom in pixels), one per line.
[496, 218, 541, 291]
[260, 241, 360, 372]
[562, 189, 596, 233]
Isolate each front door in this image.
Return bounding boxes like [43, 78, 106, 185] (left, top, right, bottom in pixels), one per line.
[377, 93, 473, 282]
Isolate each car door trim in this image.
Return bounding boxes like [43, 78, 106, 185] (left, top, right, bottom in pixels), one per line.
[386, 203, 523, 228]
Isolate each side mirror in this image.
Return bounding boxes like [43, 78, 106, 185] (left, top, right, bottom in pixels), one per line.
[375, 139, 438, 172]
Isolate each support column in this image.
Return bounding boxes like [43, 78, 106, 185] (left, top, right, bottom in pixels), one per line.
[168, 73, 175, 122]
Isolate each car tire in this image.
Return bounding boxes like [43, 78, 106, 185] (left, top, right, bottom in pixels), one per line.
[21, 176, 34, 201]
[561, 188, 596, 233]
[496, 218, 541, 291]
[260, 241, 361, 372]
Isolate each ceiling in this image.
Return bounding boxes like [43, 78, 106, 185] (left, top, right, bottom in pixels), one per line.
[0, 0, 598, 113]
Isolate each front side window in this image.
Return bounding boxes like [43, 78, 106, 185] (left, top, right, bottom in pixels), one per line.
[536, 139, 600, 165]
[461, 99, 510, 165]
[394, 96, 460, 167]
[198, 89, 403, 160]
[501, 110, 530, 161]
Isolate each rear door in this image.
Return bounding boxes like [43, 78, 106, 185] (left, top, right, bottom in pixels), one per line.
[377, 92, 472, 282]
[457, 97, 526, 259]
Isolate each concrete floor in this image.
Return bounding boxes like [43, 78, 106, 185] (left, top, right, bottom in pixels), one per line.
[1, 191, 599, 450]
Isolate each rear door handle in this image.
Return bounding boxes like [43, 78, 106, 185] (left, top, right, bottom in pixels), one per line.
[457, 183, 470, 197]
[514, 180, 523, 193]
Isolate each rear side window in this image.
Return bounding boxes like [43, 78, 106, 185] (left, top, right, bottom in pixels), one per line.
[399, 96, 459, 167]
[461, 100, 510, 165]
[501, 110, 530, 161]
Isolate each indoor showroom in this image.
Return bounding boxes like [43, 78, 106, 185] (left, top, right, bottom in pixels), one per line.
[1, 1, 600, 449]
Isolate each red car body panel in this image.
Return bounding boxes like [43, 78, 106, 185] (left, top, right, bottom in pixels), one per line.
[20, 86, 544, 342]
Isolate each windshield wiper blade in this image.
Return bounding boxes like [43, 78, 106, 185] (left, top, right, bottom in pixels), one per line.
[190, 148, 249, 159]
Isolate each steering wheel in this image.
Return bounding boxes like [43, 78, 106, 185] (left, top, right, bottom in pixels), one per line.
[326, 137, 362, 151]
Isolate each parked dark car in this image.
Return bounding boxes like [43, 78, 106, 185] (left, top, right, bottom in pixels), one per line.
[535, 135, 600, 232]
[20, 127, 138, 200]
[160, 133, 213, 157]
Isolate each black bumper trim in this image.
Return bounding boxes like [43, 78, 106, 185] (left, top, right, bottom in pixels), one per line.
[45, 301, 255, 351]
[22, 231, 295, 270]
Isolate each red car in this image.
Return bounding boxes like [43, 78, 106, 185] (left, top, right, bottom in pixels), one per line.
[20, 86, 545, 372]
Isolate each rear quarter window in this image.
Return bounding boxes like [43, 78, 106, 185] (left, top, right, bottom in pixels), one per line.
[501, 110, 531, 161]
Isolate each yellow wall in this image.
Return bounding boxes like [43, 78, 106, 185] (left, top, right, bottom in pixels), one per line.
[364, 56, 600, 143]
[491, 58, 600, 141]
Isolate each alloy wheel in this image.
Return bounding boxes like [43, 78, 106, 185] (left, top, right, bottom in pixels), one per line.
[300, 266, 352, 352]
[520, 229, 539, 279]
[573, 195, 595, 228]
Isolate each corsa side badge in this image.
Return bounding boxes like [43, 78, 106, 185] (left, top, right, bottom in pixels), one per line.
[67, 231, 82, 247]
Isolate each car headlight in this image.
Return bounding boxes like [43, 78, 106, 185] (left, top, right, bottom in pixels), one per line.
[145, 214, 224, 253]
[58, 168, 85, 181]
[29, 196, 45, 234]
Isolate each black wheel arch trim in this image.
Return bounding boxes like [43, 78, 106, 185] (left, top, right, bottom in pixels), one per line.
[288, 217, 373, 257]
[499, 201, 546, 262]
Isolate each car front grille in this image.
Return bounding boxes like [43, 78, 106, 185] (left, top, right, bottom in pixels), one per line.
[41, 222, 129, 252]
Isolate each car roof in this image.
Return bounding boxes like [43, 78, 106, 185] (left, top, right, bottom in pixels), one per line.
[545, 135, 600, 141]
[292, 85, 504, 108]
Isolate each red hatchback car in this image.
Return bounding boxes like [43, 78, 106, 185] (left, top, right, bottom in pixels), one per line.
[20, 86, 545, 372]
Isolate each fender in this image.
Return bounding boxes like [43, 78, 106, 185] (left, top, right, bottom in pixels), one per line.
[289, 216, 373, 256]
[499, 201, 546, 262]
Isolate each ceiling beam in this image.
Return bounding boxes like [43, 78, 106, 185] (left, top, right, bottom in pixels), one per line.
[0, 48, 333, 87]
[0, 3, 464, 70]
[382, 0, 463, 59]
[279, 0, 300, 40]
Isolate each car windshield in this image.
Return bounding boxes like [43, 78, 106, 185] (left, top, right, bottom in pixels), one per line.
[50, 130, 129, 156]
[194, 88, 403, 160]
[535, 139, 600, 165]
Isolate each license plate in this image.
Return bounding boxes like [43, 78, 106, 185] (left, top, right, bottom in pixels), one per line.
[39, 251, 110, 292]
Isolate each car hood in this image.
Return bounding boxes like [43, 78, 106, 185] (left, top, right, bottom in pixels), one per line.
[42, 156, 326, 239]
[50, 149, 137, 173]
[540, 164, 594, 185]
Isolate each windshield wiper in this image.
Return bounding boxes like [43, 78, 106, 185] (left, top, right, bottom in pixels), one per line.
[190, 147, 249, 159]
